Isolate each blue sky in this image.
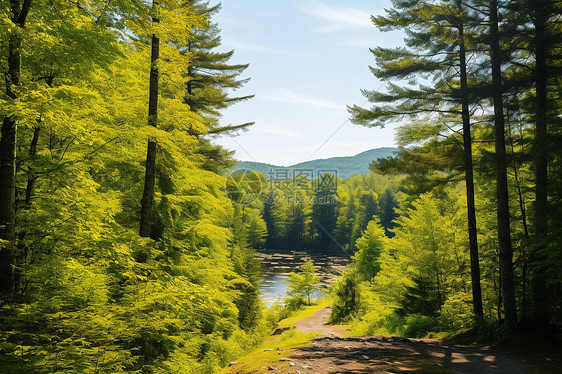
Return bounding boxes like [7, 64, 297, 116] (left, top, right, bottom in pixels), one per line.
[213, 0, 403, 166]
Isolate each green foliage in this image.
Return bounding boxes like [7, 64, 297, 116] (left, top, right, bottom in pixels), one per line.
[354, 221, 387, 280]
[402, 314, 440, 339]
[439, 292, 474, 331]
[329, 270, 362, 324]
[252, 170, 401, 252]
[332, 187, 483, 337]
[284, 260, 321, 305]
[349, 0, 562, 331]
[183, 0, 254, 134]
[334, 174, 400, 252]
[0, 1, 265, 372]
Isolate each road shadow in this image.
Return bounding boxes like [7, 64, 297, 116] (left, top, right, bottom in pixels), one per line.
[287, 336, 524, 373]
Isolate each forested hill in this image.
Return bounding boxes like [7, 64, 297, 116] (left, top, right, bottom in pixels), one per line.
[233, 147, 397, 178]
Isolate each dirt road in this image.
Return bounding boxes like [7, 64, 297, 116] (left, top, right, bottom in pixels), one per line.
[286, 306, 525, 373]
[285, 336, 524, 373]
[294, 306, 348, 338]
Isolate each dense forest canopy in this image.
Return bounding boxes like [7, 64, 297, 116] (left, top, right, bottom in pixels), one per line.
[0, 0, 560, 372]
[0, 1, 265, 372]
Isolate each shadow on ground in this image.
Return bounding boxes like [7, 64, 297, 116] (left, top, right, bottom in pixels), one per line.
[286, 336, 524, 373]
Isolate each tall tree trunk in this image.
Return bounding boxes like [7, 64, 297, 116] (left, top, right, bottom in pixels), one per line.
[458, 17, 483, 320]
[531, 0, 548, 324]
[507, 111, 530, 319]
[13, 125, 41, 300]
[0, 0, 32, 301]
[489, 0, 517, 328]
[139, 2, 160, 239]
[0, 117, 17, 300]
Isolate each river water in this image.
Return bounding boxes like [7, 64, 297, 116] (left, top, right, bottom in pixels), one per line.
[256, 249, 350, 307]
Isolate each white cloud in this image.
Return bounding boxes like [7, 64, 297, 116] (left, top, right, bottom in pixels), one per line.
[302, 1, 376, 32]
[261, 89, 342, 110]
[255, 123, 301, 138]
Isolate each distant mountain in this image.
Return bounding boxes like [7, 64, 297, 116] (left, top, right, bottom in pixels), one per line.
[232, 147, 398, 179]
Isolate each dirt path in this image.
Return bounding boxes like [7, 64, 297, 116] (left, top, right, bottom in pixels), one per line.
[229, 306, 545, 373]
[294, 306, 348, 338]
[284, 336, 525, 373]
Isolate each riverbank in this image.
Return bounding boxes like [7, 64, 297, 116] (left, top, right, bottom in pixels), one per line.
[257, 249, 349, 306]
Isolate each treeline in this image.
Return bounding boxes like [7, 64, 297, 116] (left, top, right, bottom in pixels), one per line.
[228, 171, 401, 253]
[0, 1, 268, 372]
[335, 0, 561, 332]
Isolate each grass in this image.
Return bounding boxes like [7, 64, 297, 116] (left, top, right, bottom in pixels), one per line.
[223, 299, 342, 373]
[221, 329, 317, 374]
[276, 300, 331, 328]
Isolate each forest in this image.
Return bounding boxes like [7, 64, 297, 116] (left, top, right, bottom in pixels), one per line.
[0, 0, 561, 373]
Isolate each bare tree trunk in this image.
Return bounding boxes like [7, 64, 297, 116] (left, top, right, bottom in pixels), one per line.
[507, 109, 530, 319]
[531, 0, 549, 324]
[139, 2, 160, 239]
[458, 17, 483, 320]
[140, 140, 157, 238]
[13, 125, 41, 300]
[489, 0, 517, 328]
[0, 117, 17, 300]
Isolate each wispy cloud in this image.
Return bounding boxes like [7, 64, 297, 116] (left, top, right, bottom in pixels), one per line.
[301, 1, 376, 32]
[261, 89, 342, 110]
[255, 123, 301, 138]
[222, 38, 291, 54]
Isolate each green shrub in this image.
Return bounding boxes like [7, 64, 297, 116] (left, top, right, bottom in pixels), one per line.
[285, 295, 307, 312]
[439, 293, 473, 330]
[403, 314, 440, 338]
[329, 271, 362, 324]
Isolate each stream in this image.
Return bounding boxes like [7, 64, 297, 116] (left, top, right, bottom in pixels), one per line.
[256, 249, 350, 307]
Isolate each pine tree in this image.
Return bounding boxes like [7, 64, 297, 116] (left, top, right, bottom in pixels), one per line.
[285, 259, 321, 305]
[487, 0, 517, 328]
[349, 0, 484, 318]
[354, 221, 386, 280]
[379, 189, 399, 238]
[311, 173, 337, 250]
[185, 0, 254, 135]
[511, 0, 562, 324]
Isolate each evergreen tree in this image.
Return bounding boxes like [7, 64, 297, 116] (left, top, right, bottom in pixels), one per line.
[263, 190, 277, 248]
[311, 173, 337, 250]
[334, 175, 383, 252]
[354, 221, 386, 280]
[379, 189, 399, 238]
[185, 0, 254, 135]
[348, 0, 485, 318]
[487, 0, 517, 328]
[329, 270, 362, 323]
[285, 259, 321, 305]
[511, 0, 562, 324]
